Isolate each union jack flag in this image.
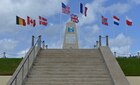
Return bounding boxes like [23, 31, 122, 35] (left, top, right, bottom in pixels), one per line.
[71, 14, 79, 23]
[62, 3, 70, 14]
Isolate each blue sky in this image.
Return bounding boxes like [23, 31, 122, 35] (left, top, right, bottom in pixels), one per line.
[0, 0, 140, 57]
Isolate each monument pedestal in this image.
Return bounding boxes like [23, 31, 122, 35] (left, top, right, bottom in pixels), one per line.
[63, 21, 79, 49]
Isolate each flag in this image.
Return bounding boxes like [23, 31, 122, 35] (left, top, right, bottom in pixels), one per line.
[80, 3, 88, 16]
[71, 14, 79, 23]
[62, 2, 70, 14]
[80, 3, 83, 14]
[126, 16, 132, 26]
[102, 16, 108, 26]
[16, 16, 26, 26]
[39, 16, 47, 26]
[113, 16, 119, 25]
[27, 16, 36, 27]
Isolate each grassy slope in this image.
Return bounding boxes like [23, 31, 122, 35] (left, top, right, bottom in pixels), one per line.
[0, 58, 22, 75]
[117, 58, 140, 76]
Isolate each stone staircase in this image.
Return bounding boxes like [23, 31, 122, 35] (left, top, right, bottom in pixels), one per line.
[23, 49, 114, 85]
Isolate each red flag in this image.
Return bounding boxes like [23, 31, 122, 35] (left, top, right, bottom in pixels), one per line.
[27, 16, 36, 27]
[84, 7, 88, 16]
[39, 16, 47, 26]
[102, 16, 108, 26]
[126, 16, 132, 26]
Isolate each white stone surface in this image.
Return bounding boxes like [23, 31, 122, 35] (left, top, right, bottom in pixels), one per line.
[0, 76, 11, 85]
[127, 76, 140, 85]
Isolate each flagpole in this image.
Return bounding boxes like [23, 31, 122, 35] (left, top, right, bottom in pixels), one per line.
[113, 16, 116, 54]
[125, 16, 129, 57]
[60, 10, 62, 48]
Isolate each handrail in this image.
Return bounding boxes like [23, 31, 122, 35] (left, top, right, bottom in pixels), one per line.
[7, 35, 41, 85]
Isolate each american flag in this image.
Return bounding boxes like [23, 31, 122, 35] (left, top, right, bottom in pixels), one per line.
[71, 14, 79, 23]
[62, 3, 70, 14]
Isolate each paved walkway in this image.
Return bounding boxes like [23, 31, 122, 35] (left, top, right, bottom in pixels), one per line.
[0, 76, 11, 85]
[127, 76, 140, 85]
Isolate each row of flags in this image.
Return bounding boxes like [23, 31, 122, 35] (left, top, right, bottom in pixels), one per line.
[16, 16, 47, 27]
[62, 2, 88, 23]
[102, 16, 133, 26]
[62, 2, 133, 26]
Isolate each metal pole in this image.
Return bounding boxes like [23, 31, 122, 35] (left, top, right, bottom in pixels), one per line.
[42, 41, 45, 49]
[96, 41, 99, 48]
[46, 45, 48, 49]
[3, 52, 6, 58]
[38, 35, 41, 48]
[32, 35, 34, 47]
[138, 52, 140, 58]
[114, 52, 116, 57]
[106, 35, 109, 46]
[99, 35, 102, 46]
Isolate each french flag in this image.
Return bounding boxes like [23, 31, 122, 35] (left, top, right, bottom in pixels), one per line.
[126, 16, 132, 26]
[80, 3, 88, 16]
[113, 16, 119, 25]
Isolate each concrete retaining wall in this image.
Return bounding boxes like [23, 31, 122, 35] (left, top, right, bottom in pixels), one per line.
[99, 46, 130, 85]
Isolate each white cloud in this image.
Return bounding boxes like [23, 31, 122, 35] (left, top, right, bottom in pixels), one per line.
[78, 0, 105, 27]
[111, 46, 131, 57]
[109, 33, 132, 57]
[17, 48, 29, 58]
[105, 3, 130, 14]
[0, 39, 18, 51]
[91, 25, 100, 34]
[35, 23, 65, 48]
[0, 0, 69, 33]
[109, 33, 132, 47]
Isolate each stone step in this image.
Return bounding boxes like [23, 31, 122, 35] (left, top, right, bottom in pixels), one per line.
[24, 82, 112, 85]
[30, 69, 107, 73]
[32, 65, 106, 68]
[33, 61, 104, 66]
[31, 67, 107, 72]
[31, 67, 106, 70]
[39, 49, 99, 53]
[39, 54, 102, 56]
[29, 71, 108, 75]
[35, 58, 103, 62]
[36, 57, 103, 60]
[33, 62, 105, 66]
[25, 78, 111, 83]
[28, 74, 110, 78]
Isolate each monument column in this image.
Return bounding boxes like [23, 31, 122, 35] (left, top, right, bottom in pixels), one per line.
[63, 21, 79, 49]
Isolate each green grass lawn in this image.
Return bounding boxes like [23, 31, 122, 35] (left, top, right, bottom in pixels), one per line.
[0, 58, 22, 75]
[117, 57, 140, 76]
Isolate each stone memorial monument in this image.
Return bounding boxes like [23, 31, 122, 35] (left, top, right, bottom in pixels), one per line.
[63, 21, 79, 49]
